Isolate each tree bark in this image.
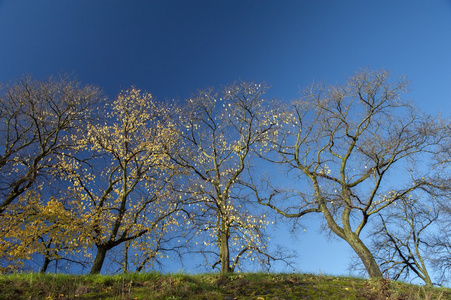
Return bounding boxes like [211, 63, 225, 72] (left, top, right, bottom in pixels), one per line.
[219, 222, 231, 274]
[40, 257, 51, 273]
[346, 232, 383, 278]
[90, 245, 108, 274]
[318, 184, 383, 278]
[423, 273, 433, 287]
[123, 241, 130, 273]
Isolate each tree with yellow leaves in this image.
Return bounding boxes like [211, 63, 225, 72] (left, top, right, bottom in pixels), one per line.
[0, 190, 91, 273]
[0, 75, 101, 273]
[170, 82, 287, 274]
[63, 88, 181, 274]
[0, 75, 101, 214]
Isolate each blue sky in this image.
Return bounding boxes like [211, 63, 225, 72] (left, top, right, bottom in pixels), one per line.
[1, 1, 451, 276]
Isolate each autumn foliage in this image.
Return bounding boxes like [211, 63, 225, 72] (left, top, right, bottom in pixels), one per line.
[1, 71, 451, 285]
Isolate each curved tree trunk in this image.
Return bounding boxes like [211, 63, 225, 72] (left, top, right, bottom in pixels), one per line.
[346, 232, 383, 278]
[319, 187, 383, 279]
[322, 205, 383, 278]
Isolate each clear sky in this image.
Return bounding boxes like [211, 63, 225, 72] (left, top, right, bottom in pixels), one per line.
[1, 0, 451, 276]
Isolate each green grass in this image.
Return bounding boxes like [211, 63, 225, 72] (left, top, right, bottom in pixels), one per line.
[0, 272, 449, 299]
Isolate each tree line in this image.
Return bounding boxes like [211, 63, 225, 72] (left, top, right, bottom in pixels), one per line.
[1, 70, 450, 286]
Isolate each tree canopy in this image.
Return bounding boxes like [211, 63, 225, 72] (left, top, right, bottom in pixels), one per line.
[1, 70, 450, 285]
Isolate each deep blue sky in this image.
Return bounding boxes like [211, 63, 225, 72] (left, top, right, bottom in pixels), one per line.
[1, 1, 451, 276]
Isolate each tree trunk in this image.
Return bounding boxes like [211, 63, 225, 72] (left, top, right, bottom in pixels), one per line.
[417, 256, 433, 287]
[40, 257, 51, 273]
[135, 257, 149, 273]
[219, 222, 231, 274]
[123, 241, 130, 273]
[346, 233, 383, 278]
[90, 245, 108, 274]
[423, 273, 433, 287]
[320, 199, 383, 278]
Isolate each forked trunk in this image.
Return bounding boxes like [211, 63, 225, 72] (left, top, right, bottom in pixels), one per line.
[321, 195, 382, 278]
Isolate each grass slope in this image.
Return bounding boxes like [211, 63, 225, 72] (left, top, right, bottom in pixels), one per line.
[0, 272, 449, 300]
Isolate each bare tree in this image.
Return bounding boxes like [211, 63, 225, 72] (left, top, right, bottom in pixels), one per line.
[369, 197, 438, 286]
[257, 69, 445, 278]
[427, 191, 451, 284]
[0, 75, 101, 214]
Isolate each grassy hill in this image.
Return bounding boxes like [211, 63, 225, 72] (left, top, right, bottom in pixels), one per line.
[0, 272, 449, 299]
